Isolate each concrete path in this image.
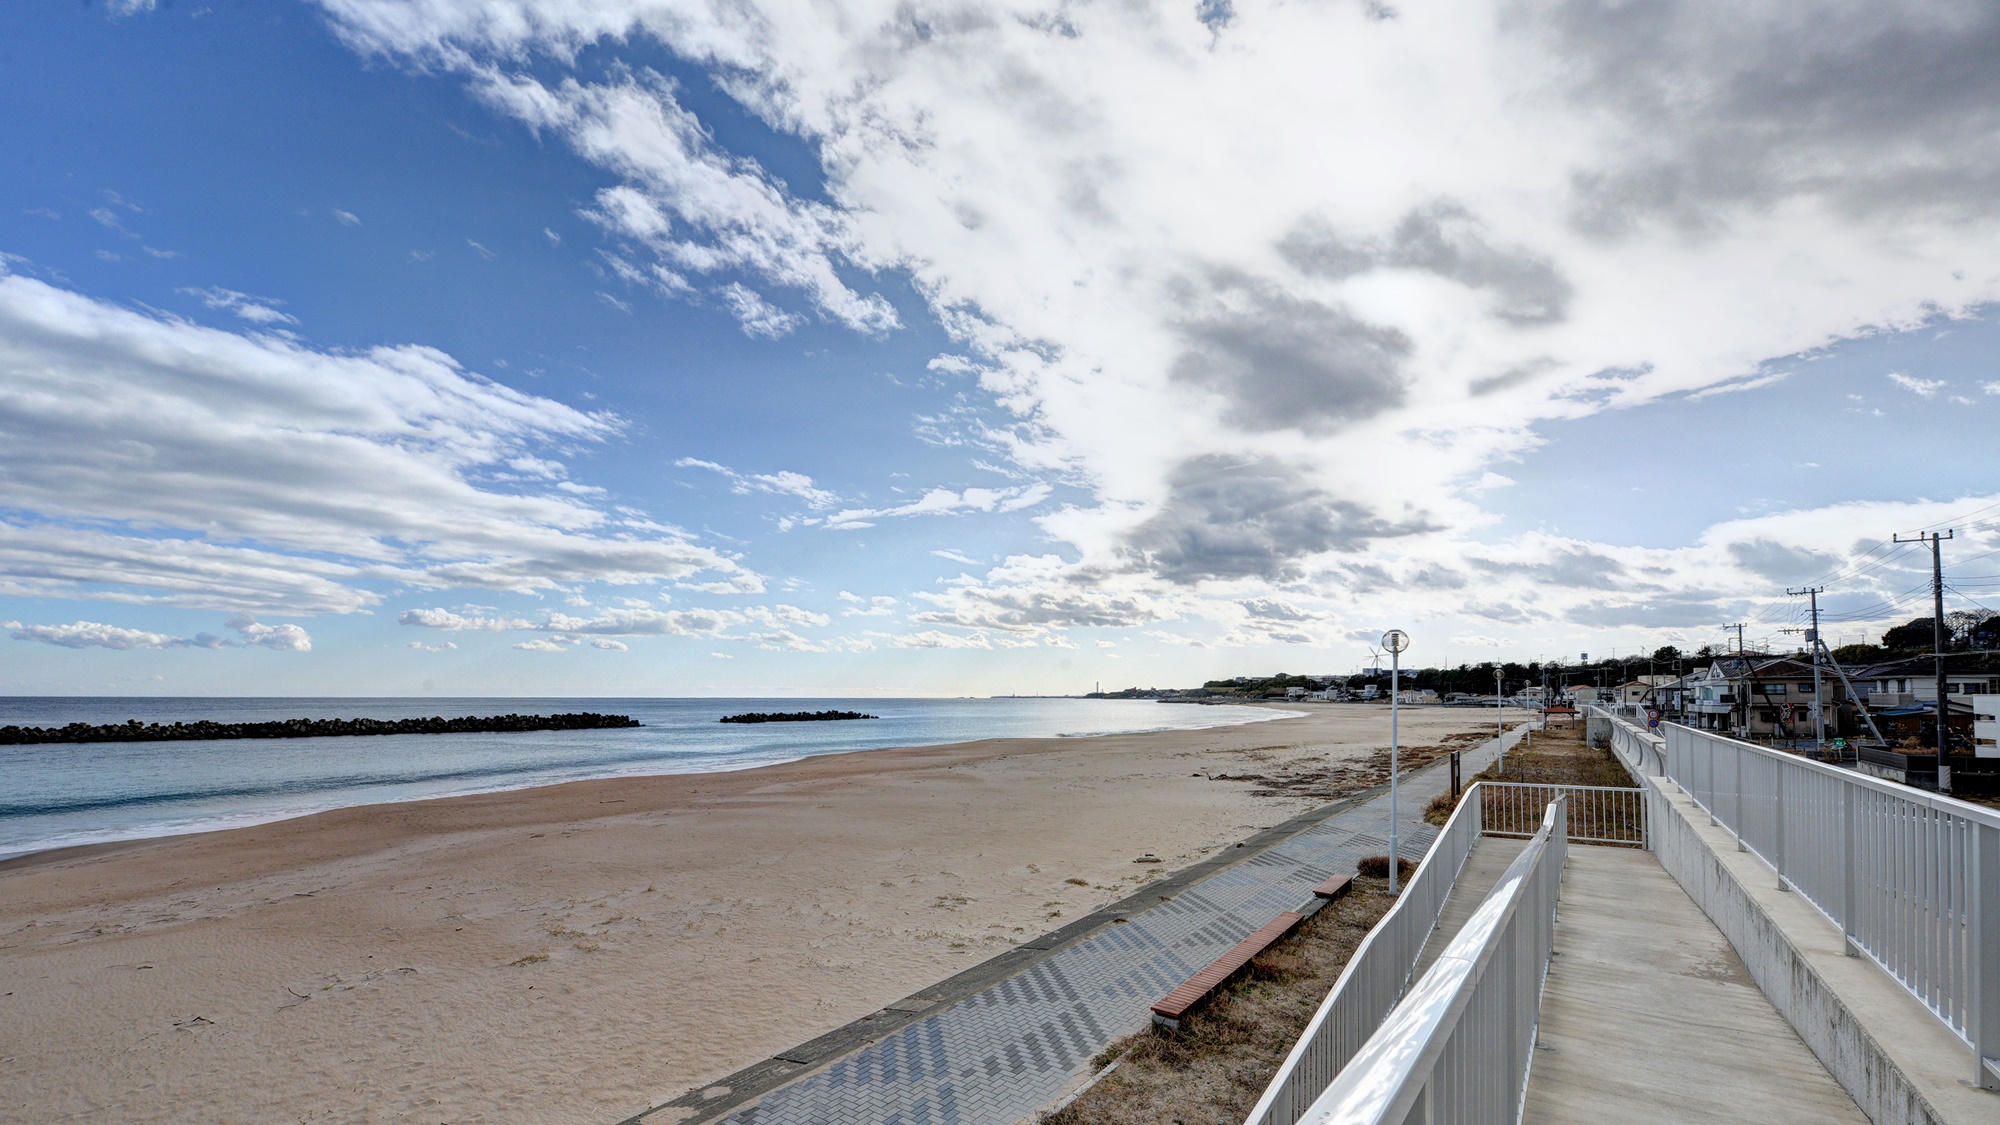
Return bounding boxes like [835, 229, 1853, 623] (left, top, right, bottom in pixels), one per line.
[638, 722, 1530, 1125]
[1412, 835, 1526, 981]
[1523, 847, 1867, 1124]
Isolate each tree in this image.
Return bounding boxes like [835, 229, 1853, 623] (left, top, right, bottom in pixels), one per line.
[1946, 610, 2000, 651]
[1651, 645, 1682, 663]
[1881, 618, 1935, 653]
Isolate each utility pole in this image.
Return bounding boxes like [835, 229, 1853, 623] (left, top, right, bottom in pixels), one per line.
[1788, 586, 1826, 756]
[1724, 624, 1746, 734]
[1495, 665, 1505, 774]
[1894, 530, 1954, 787]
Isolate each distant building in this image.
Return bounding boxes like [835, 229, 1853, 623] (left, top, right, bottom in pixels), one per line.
[1853, 655, 2000, 707]
[1613, 680, 1655, 704]
[1975, 695, 2000, 759]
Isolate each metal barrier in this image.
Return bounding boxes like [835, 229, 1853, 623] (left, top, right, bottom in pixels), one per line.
[1294, 796, 1569, 1125]
[1242, 782, 1488, 1125]
[1480, 782, 1645, 848]
[1589, 706, 2000, 1089]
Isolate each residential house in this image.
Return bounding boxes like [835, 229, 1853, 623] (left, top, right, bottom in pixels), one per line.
[1852, 655, 2000, 709]
[1685, 655, 1842, 739]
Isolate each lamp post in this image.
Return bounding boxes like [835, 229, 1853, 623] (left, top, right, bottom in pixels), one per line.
[1383, 629, 1409, 893]
[1495, 665, 1506, 774]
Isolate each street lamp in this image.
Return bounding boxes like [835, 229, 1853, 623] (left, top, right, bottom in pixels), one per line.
[1383, 629, 1409, 893]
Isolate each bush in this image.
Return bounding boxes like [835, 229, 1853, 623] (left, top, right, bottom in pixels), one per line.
[1356, 855, 1415, 880]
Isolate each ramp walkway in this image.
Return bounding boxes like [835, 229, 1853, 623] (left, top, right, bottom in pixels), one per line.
[631, 723, 1529, 1125]
[1410, 835, 1525, 981]
[1524, 846, 1867, 1123]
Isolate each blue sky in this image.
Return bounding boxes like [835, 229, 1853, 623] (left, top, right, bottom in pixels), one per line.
[2, 0, 1997, 695]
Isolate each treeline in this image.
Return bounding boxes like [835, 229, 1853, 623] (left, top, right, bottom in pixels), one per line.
[0, 712, 642, 745]
[720, 710, 876, 724]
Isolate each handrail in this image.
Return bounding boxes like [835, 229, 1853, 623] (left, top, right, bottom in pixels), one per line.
[1587, 706, 2000, 1090]
[1296, 796, 1568, 1125]
[1242, 781, 1488, 1125]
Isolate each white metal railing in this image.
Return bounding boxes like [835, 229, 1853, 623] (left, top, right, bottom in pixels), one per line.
[1243, 782, 1488, 1125]
[1294, 796, 1569, 1125]
[1480, 782, 1645, 848]
[1589, 706, 2000, 1089]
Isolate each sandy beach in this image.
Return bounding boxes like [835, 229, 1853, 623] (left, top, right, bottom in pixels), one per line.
[0, 704, 1492, 1124]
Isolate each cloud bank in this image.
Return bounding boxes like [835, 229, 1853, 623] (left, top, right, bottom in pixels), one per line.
[313, 0, 2000, 654]
[0, 266, 751, 616]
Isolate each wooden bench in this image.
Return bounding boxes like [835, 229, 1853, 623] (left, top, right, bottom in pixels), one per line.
[1312, 873, 1353, 900]
[1150, 911, 1307, 1029]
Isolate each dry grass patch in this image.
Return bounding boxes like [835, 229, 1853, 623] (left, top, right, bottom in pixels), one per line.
[1042, 878, 1399, 1125]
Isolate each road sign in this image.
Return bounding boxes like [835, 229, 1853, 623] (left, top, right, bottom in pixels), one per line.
[1646, 707, 1661, 729]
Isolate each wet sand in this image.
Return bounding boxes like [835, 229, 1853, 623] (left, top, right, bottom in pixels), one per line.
[0, 704, 1491, 1124]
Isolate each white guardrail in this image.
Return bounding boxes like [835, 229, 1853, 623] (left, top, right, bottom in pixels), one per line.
[1480, 781, 1646, 848]
[1592, 705, 2000, 1089]
[1242, 781, 1489, 1125]
[1294, 796, 1569, 1125]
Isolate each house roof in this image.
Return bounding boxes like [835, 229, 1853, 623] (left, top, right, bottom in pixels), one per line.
[1851, 652, 2000, 680]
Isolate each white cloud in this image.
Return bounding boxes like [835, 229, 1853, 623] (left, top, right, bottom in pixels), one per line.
[5, 614, 312, 652]
[821, 483, 1051, 530]
[838, 593, 898, 617]
[590, 638, 629, 650]
[453, 66, 899, 335]
[1983, 381, 2000, 395]
[333, 209, 362, 226]
[1887, 371, 1946, 397]
[0, 268, 749, 614]
[399, 608, 536, 630]
[5, 620, 182, 650]
[512, 637, 570, 651]
[931, 549, 980, 565]
[719, 282, 804, 339]
[675, 457, 838, 508]
[407, 639, 458, 652]
[892, 630, 993, 649]
[181, 286, 299, 326]
[227, 612, 314, 651]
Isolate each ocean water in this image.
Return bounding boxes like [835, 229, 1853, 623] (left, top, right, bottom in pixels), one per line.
[0, 697, 1296, 859]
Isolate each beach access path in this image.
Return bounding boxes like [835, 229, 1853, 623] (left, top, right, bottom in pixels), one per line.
[639, 722, 1530, 1125]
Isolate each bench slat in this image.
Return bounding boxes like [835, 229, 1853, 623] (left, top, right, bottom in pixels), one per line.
[1150, 910, 1306, 1025]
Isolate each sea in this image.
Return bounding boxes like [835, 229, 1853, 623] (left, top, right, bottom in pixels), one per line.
[0, 696, 1297, 860]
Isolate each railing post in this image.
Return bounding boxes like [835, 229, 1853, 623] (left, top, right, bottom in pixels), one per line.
[1733, 742, 1746, 851]
[1773, 762, 1788, 891]
[1842, 782, 1860, 958]
[1974, 820, 2000, 1090]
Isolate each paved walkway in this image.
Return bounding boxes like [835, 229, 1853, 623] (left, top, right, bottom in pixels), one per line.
[651, 722, 1528, 1125]
[1523, 847, 1867, 1124]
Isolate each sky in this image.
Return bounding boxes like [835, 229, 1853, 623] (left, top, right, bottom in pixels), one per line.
[1, 0, 1998, 697]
